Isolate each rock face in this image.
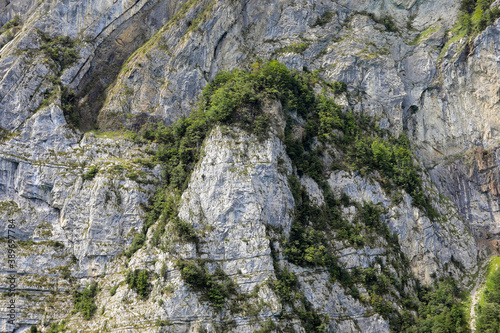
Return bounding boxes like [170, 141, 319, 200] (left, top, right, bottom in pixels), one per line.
[0, 0, 499, 331]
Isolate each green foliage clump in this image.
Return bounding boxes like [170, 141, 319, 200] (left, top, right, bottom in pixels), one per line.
[456, 0, 500, 36]
[325, 81, 347, 94]
[125, 233, 145, 258]
[173, 217, 198, 243]
[284, 178, 350, 282]
[361, 12, 398, 32]
[61, 88, 79, 127]
[30, 325, 38, 333]
[272, 267, 298, 303]
[275, 42, 310, 55]
[0, 15, 21, 49]
[269, 263, 328, 332]
[312, 11, 334, 27]
[133, 60, 324, 255]
[46, 320, 68, 333]
[109, 284, 119, 296]
[348, 135, 438, 219]
[126, 269, 152, 299]
[40, 33, 79, 72]
[0, 126, 14, 142]
[73, 282, 98, 320]
[82, 165, 99, 181]
[176, 260, 236, 310]
[405, 279, 469, 333]
[0, 15, 21, 35]
[476, 266, 500, 332]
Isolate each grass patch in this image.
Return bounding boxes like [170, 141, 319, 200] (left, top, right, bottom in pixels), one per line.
[475, 256, 500, 331]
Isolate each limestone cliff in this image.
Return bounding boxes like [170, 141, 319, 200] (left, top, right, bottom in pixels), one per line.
[0, 0, 499, 332]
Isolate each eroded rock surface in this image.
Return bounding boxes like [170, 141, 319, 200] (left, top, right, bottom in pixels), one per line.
[0, 0, 500, 331]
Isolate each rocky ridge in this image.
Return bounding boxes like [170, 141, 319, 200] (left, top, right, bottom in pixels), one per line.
[0, 0, 499, 332]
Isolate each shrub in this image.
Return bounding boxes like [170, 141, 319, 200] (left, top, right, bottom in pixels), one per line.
[109, 284, 119, 296]
[173, 217, 198, 243]
[125, 233, 145, 258]
[45, 321, 68, 333]
[73, 282, 98, 320]
[312, 11, 333, 27]
[456, 0, 500, 37]
[176, 261, 236, 310]
[40, 33, 79, 72]
[0, 15, 21, 35]
[272, 268, 297, 303]
[82, 165, 99, 181]
[126, 269, 151, 299]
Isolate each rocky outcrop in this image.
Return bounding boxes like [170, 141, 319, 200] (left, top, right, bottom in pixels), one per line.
[1, 0, 500, 331]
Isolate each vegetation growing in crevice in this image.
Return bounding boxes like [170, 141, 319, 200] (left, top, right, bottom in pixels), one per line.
[40, 33, 79, 73]
[45, 320, 68, 333]
[0, 16, 21, 35]
[126, 269, 152, 299]
[312, 11, 334, 27]
[36, 30, 81, 126]
[274, 42, 310, 55]
[0, 15, 22, 49]
[176, 260, 237, 310]
[268, 245, 329, 332]
[82, 165, 99, 181]
[457, 0, 500, 36]
[0, 126, 16, 142]
[359, 12, 398, 32]
[283, 175, 417, 330]
[73, 282, 98, 320]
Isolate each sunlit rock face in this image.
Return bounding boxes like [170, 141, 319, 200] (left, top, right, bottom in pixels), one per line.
[1, 0, 499, 331]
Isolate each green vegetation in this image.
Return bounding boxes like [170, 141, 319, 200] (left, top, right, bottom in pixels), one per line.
[73, 282, 98, 320]
[109, 284, 119, 296]
[325, 80, 347, 94]
[40, 33, 79, 72]
[283, 175, 414, 329]
[82, 165, 99, 181]
[275, 42, 310, 55]
[30, 325, 37, 333]
[61, 88, 78, 127]
[312, 11, 334, 27]
[126, 269, 152, 299]
[0, 15, 21, 49]
[46, 320, 68, 333]
[361, 12, 398, 32]
[130, 60, 442, 327]
[0, 127, 16, 142]
[254, 319, 277, 333]
[0, 16, 21, 35]
[176, 260, 236, 310]
[269, 262, 328, 332]
[405, 279, 469, 333]
[457, 0, 500, 35]
[441, 0, 500, 57]
[475, 257, 500, 332]
[37, 31, 80, 126]
[410, 24, 440, 45]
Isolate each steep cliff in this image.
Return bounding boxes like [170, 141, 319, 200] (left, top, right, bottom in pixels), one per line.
[0, 0, 499, 332]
